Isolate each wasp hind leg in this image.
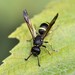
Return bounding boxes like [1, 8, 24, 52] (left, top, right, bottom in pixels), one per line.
[49, 45, 58, 52]
[42, 45, 51, 55]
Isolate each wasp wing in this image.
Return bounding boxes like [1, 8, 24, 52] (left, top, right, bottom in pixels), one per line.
[42, 13, 58, 39]
[23, 9, 36, 39]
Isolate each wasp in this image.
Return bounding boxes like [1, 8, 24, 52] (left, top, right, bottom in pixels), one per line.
[23, 9, 58, 66]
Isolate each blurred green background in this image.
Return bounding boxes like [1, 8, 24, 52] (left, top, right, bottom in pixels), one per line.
[0, 0, 50, 64]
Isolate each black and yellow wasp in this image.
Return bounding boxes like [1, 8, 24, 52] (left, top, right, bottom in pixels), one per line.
[23, 9, 58, 66]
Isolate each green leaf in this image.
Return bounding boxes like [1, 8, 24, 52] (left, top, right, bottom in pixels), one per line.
[0, 0, 75, 75]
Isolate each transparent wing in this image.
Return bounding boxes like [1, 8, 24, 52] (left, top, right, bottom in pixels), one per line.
[42, 13, 59, 39]
[23, 9, 36, 39]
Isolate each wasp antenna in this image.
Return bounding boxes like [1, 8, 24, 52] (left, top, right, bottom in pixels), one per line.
[37, 56, 40, 67]
[25, 53, 32, 61]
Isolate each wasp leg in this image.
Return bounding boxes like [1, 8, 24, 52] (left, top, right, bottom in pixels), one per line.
[36, 32, 39, 35]
[50, 45, 56, 52]
[26, 38, 32, 42]
[45, 48, 51, 55]
[46, 22, 50, 24]
[43, 41, 48, 43]
[42, 45, 51, 55]
[25, 53, 32, 61]
[37, 56, 40, 67]
[49, 45, 58, 52]
[42, 45, 46, 48]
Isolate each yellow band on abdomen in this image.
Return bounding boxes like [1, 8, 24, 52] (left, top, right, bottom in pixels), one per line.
[39, 27, 46, 31]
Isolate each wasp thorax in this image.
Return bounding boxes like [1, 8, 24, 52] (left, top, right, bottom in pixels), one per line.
[33, 35, 43, 47]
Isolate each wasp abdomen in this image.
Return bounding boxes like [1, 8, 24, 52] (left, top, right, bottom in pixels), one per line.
[39, 23, 48, 35]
